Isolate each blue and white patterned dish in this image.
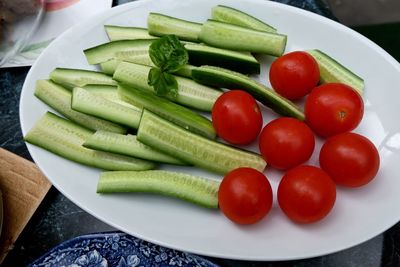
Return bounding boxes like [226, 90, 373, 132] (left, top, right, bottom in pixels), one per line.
[28, 232, 219, 267]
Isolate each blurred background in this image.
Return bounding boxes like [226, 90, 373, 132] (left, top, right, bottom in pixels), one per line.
[326, 0, 400, 60]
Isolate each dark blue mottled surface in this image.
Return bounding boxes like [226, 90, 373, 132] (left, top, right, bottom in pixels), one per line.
[1, 1, 399, 266]
[0, 67, 32, 160]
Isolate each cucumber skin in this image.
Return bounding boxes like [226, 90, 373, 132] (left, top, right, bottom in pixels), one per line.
[191, 66, 305, 120]
[211, 5, 277, 33]
[24, 112, 156, 171]
[137, 110, 266, 174]
[83, 131, 186, 165]
[199, 20, 287, 56]
[307, 49, 364, 94]
[97, 170, 220, 208]
[118, 85, 216, 140]
[35, 80, 127, 134]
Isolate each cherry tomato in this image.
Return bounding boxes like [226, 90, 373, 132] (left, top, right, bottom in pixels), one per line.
[305, 83, 364, 138]
[258, 117, 315, 170]
[212, 90, 262, 145]
[319, 132, 380, 187]
[218, 168, 273, 225]
[269, 51, 320, 100]
[278, 165, 336, 224]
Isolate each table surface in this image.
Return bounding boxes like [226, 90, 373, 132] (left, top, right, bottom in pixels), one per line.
[1, 1, 400, 266]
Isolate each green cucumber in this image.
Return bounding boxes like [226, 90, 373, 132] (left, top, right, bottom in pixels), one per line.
[307, 49, 364, 94]
[100, 58, 193, 78]
[147, 13, 202, 42]
[49, 68, 117, 90]
[71, 87, 142, 129]
[137, 110, 266, 174]
[191, 66, 305, 120]
[82, 84, 138, 108]
[25, 112, 155, 171]
[83, 131, 186, 165]
[184, 43, 260, 74]
[174, 64, 195, 78]
[84, 39, 153, 65]
[97, 170, 219, 208]
[118, 85, 216, 139]
[199, 20, 286, 56]
[211, 5, 277, 33]
[35, 80, 127, 134]
[84, 40, 153, 65]
[100, 59, 120, 75]
[113, 62, 222, 112]
[88, 39, 258, 74]
[105, 25, 158, 41]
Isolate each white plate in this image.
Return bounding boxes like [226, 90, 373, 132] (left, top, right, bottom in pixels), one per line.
[20, 0, 400, 261]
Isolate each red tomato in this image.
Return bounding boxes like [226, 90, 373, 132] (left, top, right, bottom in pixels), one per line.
[258, 117, 315, 170]
[269, 51, 320, 100]
[305, 83, 364, 138]
[319, 132, 380, 187]
[212, 90, 263, 145]
[218, 168, 273, 225]
[278, 165, 336, 224]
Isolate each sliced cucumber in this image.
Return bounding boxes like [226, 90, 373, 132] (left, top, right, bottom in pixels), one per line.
[114, 52, 153, 66]
[25, 112, 155, 171]
[82, 84, 137, 108]
[307, 49, 364, 94]
[35, 80, 127, 134]
[113, 62, 222, 112]
[100, 58, 194, 78]
[84, 40, 153, 65]
[105, 25, 158, 41]
[211, 5, 276, 33]
[199, 20, 286, 56]
[71, 87, 142, 129]
[147, 13, 202, 42]
[184, 43, 260, 74]
[87, 39, 258, 74]
[84, 39, 153, 65]
[83, 131, 186, 165]
[118, 85, 216, 139]
[174, 64, 195, 78]
[137, 110, 266, 174]
[97, 170, 220, 208]
[191, 66, 305, 120]
[100, 59, 120, 75]
[49, 68, 117, 90]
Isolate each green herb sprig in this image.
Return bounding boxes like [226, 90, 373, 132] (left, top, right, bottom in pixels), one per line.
[148, 35, 188, 98]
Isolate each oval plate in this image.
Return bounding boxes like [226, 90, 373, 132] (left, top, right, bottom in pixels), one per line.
[20, 0, 400, 261]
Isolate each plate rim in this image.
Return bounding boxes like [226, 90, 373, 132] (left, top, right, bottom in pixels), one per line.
[20, 0, 400, 261]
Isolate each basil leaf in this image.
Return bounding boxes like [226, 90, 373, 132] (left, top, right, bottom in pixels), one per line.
[162, 72, 178, 98]
[148, 67, 162, 87]
[148, 67, 178, 97]
[148, 35, 187, 99]
[149, 35, 188, 72]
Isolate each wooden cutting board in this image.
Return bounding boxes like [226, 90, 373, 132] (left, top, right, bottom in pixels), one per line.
[0, 148, 51, 263]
